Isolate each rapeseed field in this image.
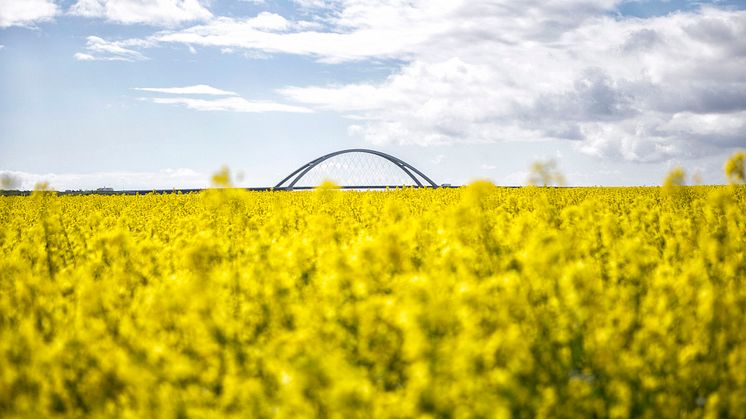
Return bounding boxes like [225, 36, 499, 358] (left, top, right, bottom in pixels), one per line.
[1, 160, 745, 417]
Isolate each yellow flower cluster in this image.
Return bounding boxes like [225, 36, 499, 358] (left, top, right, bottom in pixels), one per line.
[1, 181, 745, 418]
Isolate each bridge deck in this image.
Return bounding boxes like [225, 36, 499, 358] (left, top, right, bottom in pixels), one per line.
[1, 185, 465, 196]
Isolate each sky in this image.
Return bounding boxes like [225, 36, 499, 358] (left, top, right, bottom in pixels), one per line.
[1, 0, 745, 190]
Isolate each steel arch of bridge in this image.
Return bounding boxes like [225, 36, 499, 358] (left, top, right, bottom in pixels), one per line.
[274, 148, 439, 190]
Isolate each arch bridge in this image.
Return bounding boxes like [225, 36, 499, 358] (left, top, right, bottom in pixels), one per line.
[8, 149, 445, 195]
[274, 149, 440, 190]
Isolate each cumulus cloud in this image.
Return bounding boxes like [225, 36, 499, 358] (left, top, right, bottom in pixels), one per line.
[0, 0, 58, 28]
[277, 3, 746, 161]
[135, 85, 312, 113]
[68, 0, 212, 26]
[76, 1, 746, 161]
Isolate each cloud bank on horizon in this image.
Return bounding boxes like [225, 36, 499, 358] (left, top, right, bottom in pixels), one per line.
[1, 0, 745, 188]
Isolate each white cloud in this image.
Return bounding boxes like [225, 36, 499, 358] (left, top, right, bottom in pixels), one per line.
[74, 2, 746, 161]
[277, 4, 746, 161]
[73, 52, 95, 60]
[133, 84, 313, 113]
[149, 10, 443, 63]
[144, 0, 621, 62]
[0, 0, 58, 28]
[74, 35, 148, 61]
[0, 169, 210, 191]
[68, 0, 212, 27]
[144, 96, 312, 113]
[134, 84, 238, 96]
[662, 112, 746, 146]
[292, 0, 331, 8]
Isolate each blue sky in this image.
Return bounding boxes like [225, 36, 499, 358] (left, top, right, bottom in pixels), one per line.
[1, 0, 745, 189]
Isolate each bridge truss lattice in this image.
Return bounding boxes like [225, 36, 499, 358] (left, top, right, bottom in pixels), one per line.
[274, 149, 439, 190]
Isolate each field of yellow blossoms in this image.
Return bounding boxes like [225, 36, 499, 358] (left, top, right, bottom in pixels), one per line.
[1, 156, 745, 418]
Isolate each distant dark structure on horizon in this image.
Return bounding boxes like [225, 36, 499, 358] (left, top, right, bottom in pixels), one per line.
[0, 149, 446, 196]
